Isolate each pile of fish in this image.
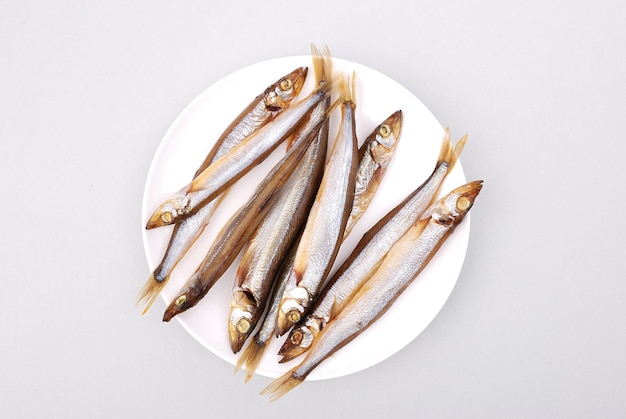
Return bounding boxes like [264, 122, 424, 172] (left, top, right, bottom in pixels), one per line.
[140, 45, 483, 401]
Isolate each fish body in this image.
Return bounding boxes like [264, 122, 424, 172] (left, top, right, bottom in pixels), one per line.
[263, 180, 483, 401]
[162, 117, 324, 322]
[344, 109, 403, 238]
[145, 79, 334, 229]
[231, 45, 333, 361]
[228, 100, 330, 353]
[279, 129, 466, 362]
[275, 75, 359, 336]
[194, 66, 308, 177]
[138, 67, 308, 313]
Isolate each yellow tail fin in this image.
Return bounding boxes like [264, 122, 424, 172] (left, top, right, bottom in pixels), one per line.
[260, 370, 304, 402]
[449, 133, 467, 172]
[136, 273, 167, 315]
[310, 43, 333, 86]
[436, 128, 467, 172]
[335, 71, 356, 106]
[235, 339, 267, 383]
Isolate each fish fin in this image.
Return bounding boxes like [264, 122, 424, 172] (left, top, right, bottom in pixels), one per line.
[329, 296, 343, 320]
[448, 133, 468, 172]
[260, 370, 304, 402]
[235, 241, 257, 288]
[136, 273, 167, 315]
[284, 259, 304, 287]
[285, 132, 298, 150]
[236, 339, 267, 383]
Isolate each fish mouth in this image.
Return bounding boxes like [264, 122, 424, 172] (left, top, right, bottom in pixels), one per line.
[276, 288, 309, 336]
[388, 110, 403, 138]
[162, 292, 194, 322]
[374, 110, 403, 152]
[228, 321, 252, 354]
[265, 66, 309, 111]
[453, 180, 483, 202]
[291, 66, 308, 94]
[276, 308, 300, 337]
[228, 293, 257, 353]
[276, 303, 307, 337]
[440, 180, 483, 219]
[162, 305, 177, 322]
[146, 196, 190, 229]
[277, 327, 311, 363]
[145, 209, 168, 229]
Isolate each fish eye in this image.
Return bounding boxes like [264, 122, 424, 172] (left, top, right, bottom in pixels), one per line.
[379, 124, 391, 138]
[287, 310, 300, 323]
[279, 78, 292, 91]
[236, 318, 251, 334]
[456, 196, 472, 211]
[175, 295, 187, 306]
[161, 211, 173, 223]
[290, 330, 303, 345]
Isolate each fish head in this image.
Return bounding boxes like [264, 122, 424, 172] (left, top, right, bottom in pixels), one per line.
[264, 66, 308, 112]
[432, 180, 483, 227]
[368, 110, 403, 169]
[162, 278, 204, 322]
[276, 286, 310, 336]
[228, 291, 258, 353]
[278, 319, 320, 363]
[145, 194, 190, 229]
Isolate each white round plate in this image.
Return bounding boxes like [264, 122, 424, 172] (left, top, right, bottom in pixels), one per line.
[142, 56, 469, 381]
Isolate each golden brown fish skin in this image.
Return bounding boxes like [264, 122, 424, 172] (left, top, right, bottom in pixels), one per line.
[278, 129, 467, 362]
[276, 75, 359, 336]
[263, 180, 483, 401]
[145, 79, 335, 230]
[162, 118, 323, 322]
[344, 110, 403, 238]
[137, 67, 309, 314]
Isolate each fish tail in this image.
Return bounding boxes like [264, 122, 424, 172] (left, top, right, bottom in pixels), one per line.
[336, 71, 356, 106]
[260, 370, 304, 402]
[449, 133, 468, 172]
[136, 273, 167, 315]
[435, 128, 468, 173]
[310, 45, 339, 98]
[435, 128, 453, 166]
[235, 339, 267, 383]
[310, 43, 333, 86]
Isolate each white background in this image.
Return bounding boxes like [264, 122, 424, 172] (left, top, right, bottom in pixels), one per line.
[2, 1, 624, 417]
